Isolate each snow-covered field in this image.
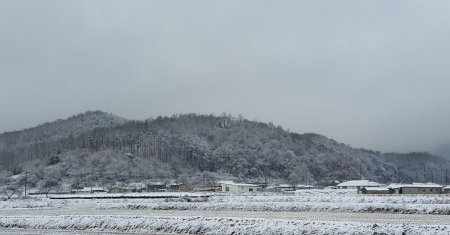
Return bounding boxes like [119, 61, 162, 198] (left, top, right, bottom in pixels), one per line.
[1, 214, 450, 235]
[5, 190, 449, 215]
[1, 190, 449, 234]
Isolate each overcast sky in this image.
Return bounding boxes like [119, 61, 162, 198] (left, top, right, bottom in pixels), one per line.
[1, 0, 450, 155]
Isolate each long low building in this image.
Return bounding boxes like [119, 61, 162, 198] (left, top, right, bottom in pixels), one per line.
[276, 184, 314, 192]
[387, 183, 443, 194]
[71, 187, 107, 194]
[219, 181, 262, 193]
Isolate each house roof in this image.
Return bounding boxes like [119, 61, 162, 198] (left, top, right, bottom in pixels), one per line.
[76, 187, 106, 192]
[363, 187, 389, 191]
[325, 186, 338, 189]
[219, 181, 259, 187]
[277, 184, 314, 188]
[218, 181, 235, 184]
[388, 182, 443, 189]
[337, 180, 382, 187]
[231, 183, 259, 187]
[277, 184, 295, 188]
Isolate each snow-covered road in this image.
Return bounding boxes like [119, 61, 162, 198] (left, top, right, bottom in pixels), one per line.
[1, 208, 449, 225]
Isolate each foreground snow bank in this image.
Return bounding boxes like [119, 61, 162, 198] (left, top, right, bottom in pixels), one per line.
[1, 215, 449, 235]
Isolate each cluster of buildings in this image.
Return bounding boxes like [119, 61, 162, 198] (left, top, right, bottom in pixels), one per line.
[218, 181, 315, 193]
[336, 180, 450, 195]
[69, 179, 450, 195]
[72, 182, 190, 194]
[71, 181, 317, 194]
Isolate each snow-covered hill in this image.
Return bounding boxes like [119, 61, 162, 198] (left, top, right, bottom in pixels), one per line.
[0, 112, 448, 188]
[0, 111, 126, 149]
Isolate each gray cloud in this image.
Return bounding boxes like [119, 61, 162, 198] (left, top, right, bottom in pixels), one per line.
[1, 0, 450, 154]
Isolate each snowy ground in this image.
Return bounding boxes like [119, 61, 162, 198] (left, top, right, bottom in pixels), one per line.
[0, 190, 449, 234]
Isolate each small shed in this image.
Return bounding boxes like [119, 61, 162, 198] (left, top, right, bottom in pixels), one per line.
[127, 182, 146, 193]
[297, 184, 315, 190]
[337, 180, 383, 194]
[276, 184, 296, 192]
[169, 183, 188, 192]
[444, 186, 450, 194]
[108, 186, 128, 193]
[146, 182, 167, 192]
[361, 187, 390, 195]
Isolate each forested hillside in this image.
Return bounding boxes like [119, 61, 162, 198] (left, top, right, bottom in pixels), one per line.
[0, 111, 448, 192]
[0, 111, 126, 151]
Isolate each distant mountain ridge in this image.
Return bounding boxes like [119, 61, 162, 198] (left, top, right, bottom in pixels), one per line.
[0, 111, 448, 188]
[0, 111, 126, 148]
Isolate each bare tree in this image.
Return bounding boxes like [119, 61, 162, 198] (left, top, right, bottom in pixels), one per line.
[0, 185, 21, 200]
[39, 179, 61, 198]
[0, 171, 21, 200]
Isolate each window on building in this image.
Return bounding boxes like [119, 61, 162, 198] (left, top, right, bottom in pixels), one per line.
[249, 188, 253, 192]
[226, 187, 229, 192]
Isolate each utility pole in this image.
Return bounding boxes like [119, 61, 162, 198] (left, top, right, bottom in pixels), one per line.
[445, 169, 448, 184]
[430, 169, 434, 183]
[24, 171, 28, 198]
[359, 164, 362, 180]
[10, 155, 14, 174]
[421, 163, 426, 182]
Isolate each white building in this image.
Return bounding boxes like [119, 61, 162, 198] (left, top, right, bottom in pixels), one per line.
[336, 180, 383, 194]
[219, 181, 262, 193]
